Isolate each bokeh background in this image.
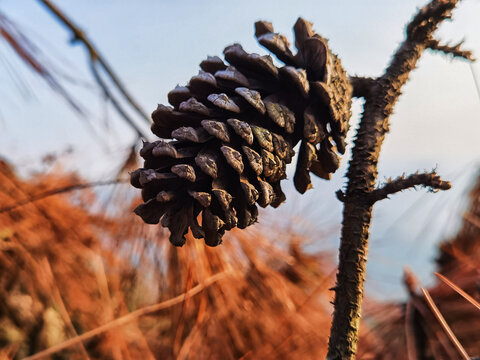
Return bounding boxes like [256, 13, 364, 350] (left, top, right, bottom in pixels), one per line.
[1, 0, 478, 299]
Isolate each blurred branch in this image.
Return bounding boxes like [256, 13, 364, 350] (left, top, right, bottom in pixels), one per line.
[24, 270, 235, 360]
[90, 62, 146, 138]
[403, 269, 420, 360]
[0, 12, 86, 114]
[0, 179, 125, 213]
[38, 0, 151, 138]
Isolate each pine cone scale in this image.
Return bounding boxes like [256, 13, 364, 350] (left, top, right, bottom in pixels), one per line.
[132, 17, 352, 246]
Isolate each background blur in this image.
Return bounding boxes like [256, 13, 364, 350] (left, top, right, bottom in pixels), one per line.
[1, 0, 478, 299]
[0, 1, 479, 358]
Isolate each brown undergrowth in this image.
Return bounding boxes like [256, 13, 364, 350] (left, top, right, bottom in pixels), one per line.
[1, 157, 478, 359]
[0, 159, 342, 359]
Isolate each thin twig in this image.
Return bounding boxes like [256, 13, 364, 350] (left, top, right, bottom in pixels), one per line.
[368, 171, 451, 204]
[38, 0, 150, 122]
[0, 13, 85, 115]
[421, 287, 470, 360]
[24, 271, 235, 360]
[0, 179, 125, 213]
[37, 0, 151, 136]
[90, 61, 147, 138]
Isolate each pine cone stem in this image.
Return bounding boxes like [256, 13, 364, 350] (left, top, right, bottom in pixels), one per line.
[327, 1, 464, 358]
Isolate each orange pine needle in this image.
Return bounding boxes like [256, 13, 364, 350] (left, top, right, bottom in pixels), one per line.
[435, 272, 480, 311]
[421, 287, 470, 360]
[24, 271, 234, 360]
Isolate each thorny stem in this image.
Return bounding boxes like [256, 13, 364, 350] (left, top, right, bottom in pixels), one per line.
[367, 172, 451, 204]
[326, 0, 472, 358]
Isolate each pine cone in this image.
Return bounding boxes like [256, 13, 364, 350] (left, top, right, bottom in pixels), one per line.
[131, 18, 352, 247]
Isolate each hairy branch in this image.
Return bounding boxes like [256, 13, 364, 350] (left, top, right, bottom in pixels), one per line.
[327, 1, 466, 358]
[349, 76, 377, 98]
[406, 0, 456, 41]
[38, 0, 150, 137]
[0, 179, 125, 214]
[367, 171, 451, 204]
[426, 39, 474, 60]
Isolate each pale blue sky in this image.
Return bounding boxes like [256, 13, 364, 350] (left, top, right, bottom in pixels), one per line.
[0, 0, 479, 299]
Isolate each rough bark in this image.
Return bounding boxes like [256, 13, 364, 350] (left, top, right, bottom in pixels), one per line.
[326, 1, 470, 358]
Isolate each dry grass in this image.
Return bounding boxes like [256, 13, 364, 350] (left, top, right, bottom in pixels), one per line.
[1, 158, 479, 359]
[0, 159, 346, 359]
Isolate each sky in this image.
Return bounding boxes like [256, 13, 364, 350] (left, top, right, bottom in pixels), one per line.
[0, 0, 479, 300]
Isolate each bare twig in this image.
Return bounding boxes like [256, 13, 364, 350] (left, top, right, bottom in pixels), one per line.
[426, 39, 474, 60]
[367, 171, 451, 204]
[23, 271, 234, 360]
[421, 287, 470, 360]
[0, 12, 85, 115]
[37, 0, 151, 136]
[327, 1, 468, 358]
[0, 179, 125, 213]
[90, 62, 147, 138]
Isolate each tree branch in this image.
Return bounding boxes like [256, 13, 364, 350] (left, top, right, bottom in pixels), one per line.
[90, 61, 148, 138]
[327, 1, 464, 358]
[349, 76, 377, 98]
[406, 0, 456, 41]
[37, 0, 151, 135]
[0, 179, 125, 214]
[367, 171, 451, 204]
[426, 39, 474, 60]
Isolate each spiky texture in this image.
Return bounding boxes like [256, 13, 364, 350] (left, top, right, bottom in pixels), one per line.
[131, 18, 352, 246]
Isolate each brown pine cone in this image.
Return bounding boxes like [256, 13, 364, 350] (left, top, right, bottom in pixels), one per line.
[131, 18, 352, 247]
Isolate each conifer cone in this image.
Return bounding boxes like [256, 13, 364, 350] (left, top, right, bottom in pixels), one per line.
[131, 18, 352, 247]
